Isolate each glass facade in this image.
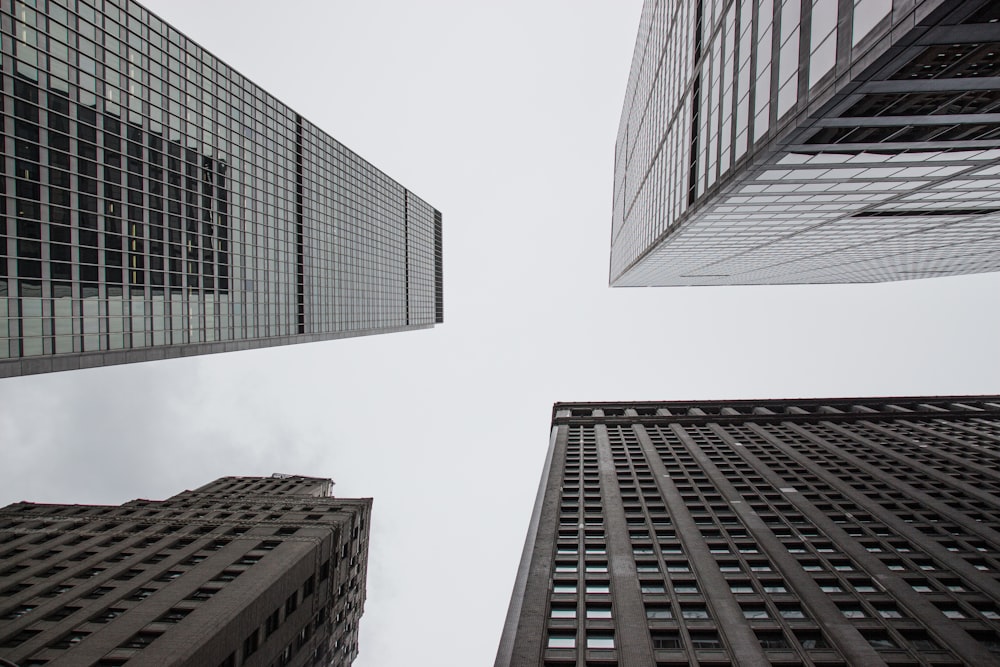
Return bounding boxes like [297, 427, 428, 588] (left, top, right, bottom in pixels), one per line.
[0, 0, 442, 376]
[611, 0, 1000, 286]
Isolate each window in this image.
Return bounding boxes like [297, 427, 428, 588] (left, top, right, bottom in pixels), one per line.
[901, 630, 938, 651]
[838, 605, 866, 619]
[742, 606, 770, 619]
[848, 577, 878, 593]
[968, 630, 1000, 654]
[43, 605, 80, 621]
[863, 630, 898, 650]
[757, 631, 790, 649]
[690, 631, 723, 649]
[1, 604, 36, 620]
[673, 583, 699, 594]
[126, 588, 156, 601]
[285, 592, 298, 616]
[550, 606, 576, 619]
[117, 632, 159, 650]
[265, 609, 280, 636]
[651, 630, 682, 649]
[876, 605, 904, 619]
[547, 633, 575, 649]
[586, 633, 614, 649]
[973, 604, 1000, 620]
[646, 605, 673, 620]
[681, 606, 711, 620]
[1, 629, 42, 648]
[586, 606, 612, 619]
[157, 608, 191, 623]
[186, 588, 219, 602]
[155, 570, 183, 582]
[796, 630, 829, 649]
[243, 628, 259, 661]
[779, 606, 807, 620]
[585, 583, 610, 594]
[41, 584, 73, 597]
[91, 608, 125, 623]
[51, 630, 91, 649]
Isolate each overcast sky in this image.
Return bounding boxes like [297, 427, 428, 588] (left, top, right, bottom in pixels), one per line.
[3, 2, 1000, 665]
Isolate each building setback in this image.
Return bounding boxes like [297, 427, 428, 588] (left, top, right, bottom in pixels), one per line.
[0, 0, 443, 377]
[0, 474, 371, 667]
[496, 397, 1000, 666]
[611, 0, 1000, 286]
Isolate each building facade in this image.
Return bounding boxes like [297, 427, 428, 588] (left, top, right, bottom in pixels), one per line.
[611, 0, 1000, 286]
[496, 397, 1000, 666]
[0, 0, 443, 377]
[0, 474, 371, 667]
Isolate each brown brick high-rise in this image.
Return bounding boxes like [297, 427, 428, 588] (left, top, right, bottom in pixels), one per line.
[0, 474, 370, 667]
[496, 397, 1000, 666]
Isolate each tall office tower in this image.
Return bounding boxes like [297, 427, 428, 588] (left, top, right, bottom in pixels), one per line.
[0, 474, 371, 667]
[611, 0, 1000, 286]
[0, 0, 443, 378]
[496, 397, 1000, 667]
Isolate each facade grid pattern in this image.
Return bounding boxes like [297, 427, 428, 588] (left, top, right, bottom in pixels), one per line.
[0, 0, 442, 377]
[496, 396, 1000, 667]
[611, 0, 1000, 286]
[0, 474, 371, 667]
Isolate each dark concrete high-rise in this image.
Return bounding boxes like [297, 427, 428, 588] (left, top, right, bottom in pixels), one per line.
[0, 474, 371, 667]
[496, 397, 1000, 666]
[611, 0, 1000, 286]
[0, 0, 443, 377]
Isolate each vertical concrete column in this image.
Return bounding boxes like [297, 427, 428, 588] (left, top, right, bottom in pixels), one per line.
[594, 423, 657, 667]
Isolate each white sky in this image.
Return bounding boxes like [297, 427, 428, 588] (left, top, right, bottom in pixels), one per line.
[2, 2, 1000, 666]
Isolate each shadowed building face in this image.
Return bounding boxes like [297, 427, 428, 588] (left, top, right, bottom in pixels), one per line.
[497, 396, 1000, 666]
[0, 474, 371, 667]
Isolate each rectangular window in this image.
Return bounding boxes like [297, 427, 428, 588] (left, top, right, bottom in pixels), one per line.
[690, 631, 723, 649]
[549, 605, 576, 619]
[242, 629, 259, 661]
[646, 605, 673, 619]
[547, 633, 575, 649]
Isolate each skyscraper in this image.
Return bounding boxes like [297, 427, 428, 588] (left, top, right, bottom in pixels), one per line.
[0, 0, 443, 378]
[0, 474, 371, 667]
[611, 0, 1000, 286]
[496, 397, 1000, 666]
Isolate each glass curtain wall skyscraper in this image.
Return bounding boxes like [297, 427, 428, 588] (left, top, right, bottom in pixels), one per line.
[611, 0, 1000, 286]
[0, 474, 371, 667]
[497, 397, 1000, 667]
[0, 0, 443, 377]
